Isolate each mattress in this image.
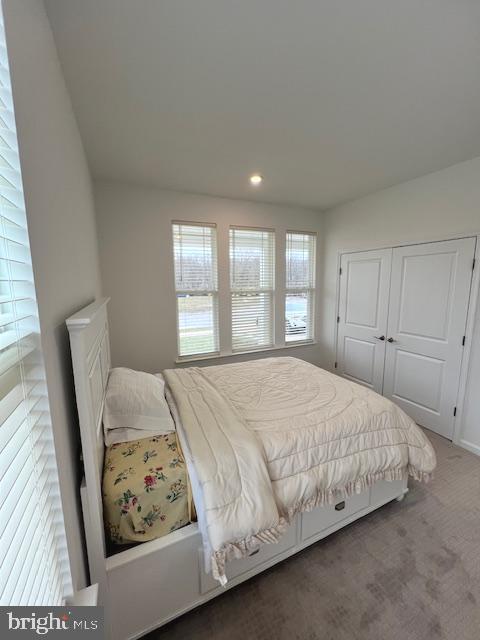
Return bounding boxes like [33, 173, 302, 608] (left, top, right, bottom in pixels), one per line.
[103, 432, 190, 544]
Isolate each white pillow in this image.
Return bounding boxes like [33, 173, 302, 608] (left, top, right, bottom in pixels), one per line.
[103, 368, 175, 446]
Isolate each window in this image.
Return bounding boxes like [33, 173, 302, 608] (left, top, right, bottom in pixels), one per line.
[230, 227, 275, 352]
[171, 225, 317, 359]
[285, 231, 316, 343]
[0, 11, 72, 606]
[173, 222, 219, 357]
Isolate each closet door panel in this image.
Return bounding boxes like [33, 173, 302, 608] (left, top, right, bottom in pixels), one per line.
[383, 238, 476, 438]
[343, 337, 376, 384]
[389, 350, 444, 413]
[395, 250, 457, 343]
[337, 249, 391, 393]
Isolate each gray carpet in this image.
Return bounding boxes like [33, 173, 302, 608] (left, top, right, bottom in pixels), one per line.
[146, 431, 480, 640]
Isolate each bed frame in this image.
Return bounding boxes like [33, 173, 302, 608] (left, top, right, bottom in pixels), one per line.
[67, 298, 408, 640]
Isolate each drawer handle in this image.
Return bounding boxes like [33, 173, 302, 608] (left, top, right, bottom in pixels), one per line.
[335, 501, 346, 511]
[249, 548, 260, 557]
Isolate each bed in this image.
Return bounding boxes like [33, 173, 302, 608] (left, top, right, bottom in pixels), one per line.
[67, 299, 435, 640]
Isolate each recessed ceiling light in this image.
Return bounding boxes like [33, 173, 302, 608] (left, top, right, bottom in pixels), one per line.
[250, 174, 263, 186]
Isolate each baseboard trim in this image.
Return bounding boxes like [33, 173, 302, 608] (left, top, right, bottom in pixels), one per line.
[458, 439, 480, 457]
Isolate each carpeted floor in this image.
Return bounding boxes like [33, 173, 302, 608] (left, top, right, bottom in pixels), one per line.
[146, 431, 480, 640]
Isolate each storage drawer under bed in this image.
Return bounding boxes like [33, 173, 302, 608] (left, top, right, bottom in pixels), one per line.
[370, 478, 406, 504]
[301, 489, 370, 542]
[199, 520, 298, 594]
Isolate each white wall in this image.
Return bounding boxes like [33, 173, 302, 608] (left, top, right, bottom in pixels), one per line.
[95, 181, 324, 373]
[321, 156, 480, 451]
[4, 0, 102, 590]
[460, 294, 480, 454]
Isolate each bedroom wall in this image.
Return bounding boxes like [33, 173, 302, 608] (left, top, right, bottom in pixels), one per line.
[321, 155, 480, 452]
[4, 0, 102, 590]
[94, 181, 324, 373]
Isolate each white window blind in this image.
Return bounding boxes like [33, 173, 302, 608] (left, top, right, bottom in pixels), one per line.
[173, 222, 219, 357]
[230, 227, 275, 352]
[0, 10, 72, 606]
[285, 231, 316, 343]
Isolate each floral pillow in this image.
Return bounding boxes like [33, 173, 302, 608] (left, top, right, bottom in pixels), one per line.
[103, 432, 189, 544]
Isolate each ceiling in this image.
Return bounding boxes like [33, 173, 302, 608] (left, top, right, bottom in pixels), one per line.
[44, 0, 480, 210]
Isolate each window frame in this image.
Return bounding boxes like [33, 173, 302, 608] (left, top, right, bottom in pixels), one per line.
[285, 230, 317, 345]
[172, 221, 220, 360]
[172, 222, 319, 364]
[229, 225, 275, 353]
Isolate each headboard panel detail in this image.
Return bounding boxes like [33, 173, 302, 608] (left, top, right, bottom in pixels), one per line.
[67, 298, 111, 596]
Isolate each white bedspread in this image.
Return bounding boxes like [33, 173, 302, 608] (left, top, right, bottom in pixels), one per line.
[164, 357, 436, 584]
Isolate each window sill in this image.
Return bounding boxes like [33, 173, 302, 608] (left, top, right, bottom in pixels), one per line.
[175, 340, 317, 364]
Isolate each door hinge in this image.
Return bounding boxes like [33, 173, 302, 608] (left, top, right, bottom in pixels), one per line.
[473, 258, 476, 271]
[339, 267, 342, 275]
[337, 316, 340, 323]
[462, 335, 466, 346]
[334, 361, 338, 369]
[453, 406, 457, 417]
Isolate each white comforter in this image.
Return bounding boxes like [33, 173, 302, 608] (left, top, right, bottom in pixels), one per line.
[164, 357, 436, 584]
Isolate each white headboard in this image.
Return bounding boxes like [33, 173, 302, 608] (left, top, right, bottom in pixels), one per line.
[66, 298, 111, 596]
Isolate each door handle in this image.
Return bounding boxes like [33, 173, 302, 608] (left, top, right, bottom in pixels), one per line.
[374, 335, 385, 341]
[387, 337, 396, 343]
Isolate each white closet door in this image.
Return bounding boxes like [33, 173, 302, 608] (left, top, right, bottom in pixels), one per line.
[383, 238, 476, 438]
[337, 249, 392, 393]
